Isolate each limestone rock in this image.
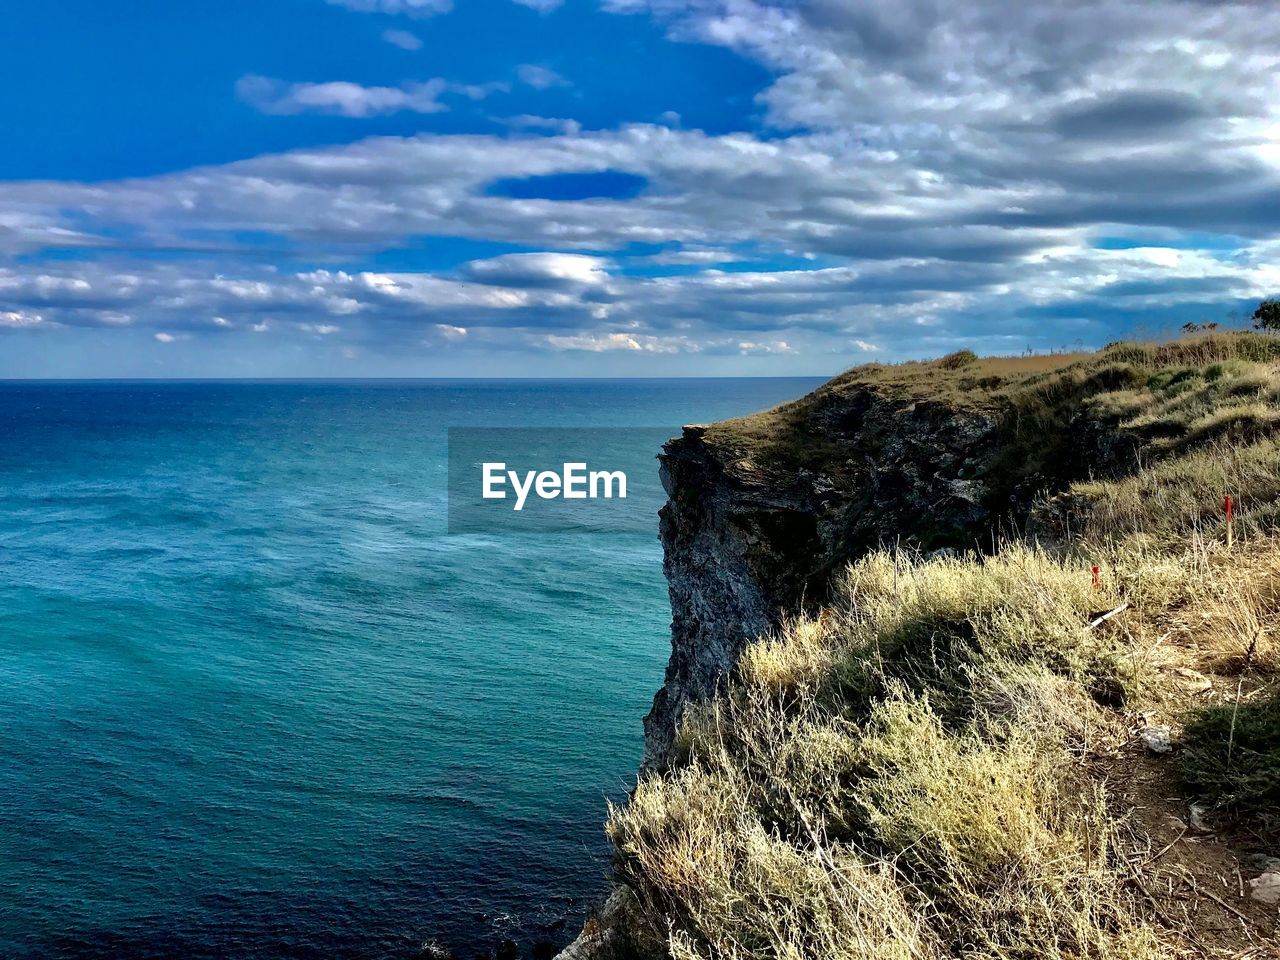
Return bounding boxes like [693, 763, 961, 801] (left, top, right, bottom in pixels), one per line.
[1172, 667, 1212, 693]
[1248, 871, 1280, 906]
[1139, 725, 1174, 754]
[1244, 854, 1280, 874]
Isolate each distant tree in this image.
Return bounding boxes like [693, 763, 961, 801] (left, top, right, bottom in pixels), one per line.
[1204, 322, 1219, 331]
[1252, 298, 1280, 331]
[1182, 322, 1199, 333]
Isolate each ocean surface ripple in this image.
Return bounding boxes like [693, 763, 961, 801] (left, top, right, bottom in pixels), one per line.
[0, 378, 822, 959]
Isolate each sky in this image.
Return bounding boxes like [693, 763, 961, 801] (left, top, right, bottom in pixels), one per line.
[3, 0, 1280, 377]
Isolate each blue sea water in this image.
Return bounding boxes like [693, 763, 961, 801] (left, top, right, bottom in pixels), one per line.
[0, 378, 822, 960]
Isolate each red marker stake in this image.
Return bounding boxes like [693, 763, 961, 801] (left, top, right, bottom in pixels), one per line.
[1092, 565, 1100, 590]
[1225, 494, 1234, 549]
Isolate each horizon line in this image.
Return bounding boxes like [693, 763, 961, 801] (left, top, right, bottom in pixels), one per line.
[0, 374, 837, 383]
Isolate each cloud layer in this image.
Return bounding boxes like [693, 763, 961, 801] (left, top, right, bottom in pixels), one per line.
[5, 0, 1280, 372]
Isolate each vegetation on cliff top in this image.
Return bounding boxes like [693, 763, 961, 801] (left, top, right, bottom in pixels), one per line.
[702, 331, 1280, 494]
[598, 332, 1280, 960]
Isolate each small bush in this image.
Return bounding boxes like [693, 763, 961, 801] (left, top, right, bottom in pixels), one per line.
[853, 692, 1157, 960]
[611, 711, 936, 960]
[1085, 363, 1149, 392]
[936, 349, 978, 370]
[1103, 341, 1154, 366]
[1087, 389, 1148, 420]
[1204, 359, 1251, 381]
[1182, 403, 1280, 447]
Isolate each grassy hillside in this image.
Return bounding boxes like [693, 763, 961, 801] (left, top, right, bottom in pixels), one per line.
[700, 332, 1280, 501]
[603, 332, 1280, 960]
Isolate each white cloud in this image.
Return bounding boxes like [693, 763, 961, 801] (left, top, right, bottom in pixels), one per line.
[327, 0, 451, 16]
[511, 0, 563, 11]
[382, 28, 423, 51]
[462, 253, 613, 288]
[516, 64, 568, 89]
[154, 332, 175, 342]
[542, 332, 697, 353]
[0, 233, 1269, 362]
[500, 115, 582, 135]
[737, 339, 794, 354]
[0, 310, 43, 328]
[452, 81, 511, 101]
[237, 75, 449, 117]
[647, 247, 739, 265]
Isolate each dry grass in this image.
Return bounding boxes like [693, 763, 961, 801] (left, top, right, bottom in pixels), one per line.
[609, 546, 1171, 960]
[1052, 438, 1280, 548]
[611, 739, 936, 960]
[603, 333, 1280, 960]
[610, 531, 1280, 958]
[734, 545, 1132, 716]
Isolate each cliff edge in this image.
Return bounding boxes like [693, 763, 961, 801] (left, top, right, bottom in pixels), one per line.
[563, 333, 1280, 960]
[646, 347, 1136, 767]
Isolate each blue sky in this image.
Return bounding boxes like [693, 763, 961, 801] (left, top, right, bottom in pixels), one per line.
[2, 0, 1279, 376]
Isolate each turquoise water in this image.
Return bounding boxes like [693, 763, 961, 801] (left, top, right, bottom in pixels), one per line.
[0, 379, 821, 960]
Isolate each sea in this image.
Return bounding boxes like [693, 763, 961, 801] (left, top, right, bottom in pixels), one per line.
[0, 378, 823, 960]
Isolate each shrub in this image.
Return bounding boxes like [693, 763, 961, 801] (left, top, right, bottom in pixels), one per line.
[1102, 341, 1153, 365]
[611, 708, 935, 960]
[853, 691, 1156, 959]
[936, 349, 978, 369]
[1085, 363, 1149, 392]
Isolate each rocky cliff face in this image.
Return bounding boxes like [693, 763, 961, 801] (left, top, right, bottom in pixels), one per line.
[563, 380, 1021, 958]
[644, 390, 1008, 768]
[642, 370, 1148, 767]
[558, 340, 1278, 958]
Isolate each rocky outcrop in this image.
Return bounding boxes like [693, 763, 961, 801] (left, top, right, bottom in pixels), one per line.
[641, 371, 1154, 767]
[555, 384, 1017, 957]
[643, 389, 1007, 768]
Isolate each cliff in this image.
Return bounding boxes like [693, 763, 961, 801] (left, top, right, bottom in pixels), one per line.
[562, 333, 1280, 960]
[646, 401, 997, 767]
[645, 349, 1135, 767]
